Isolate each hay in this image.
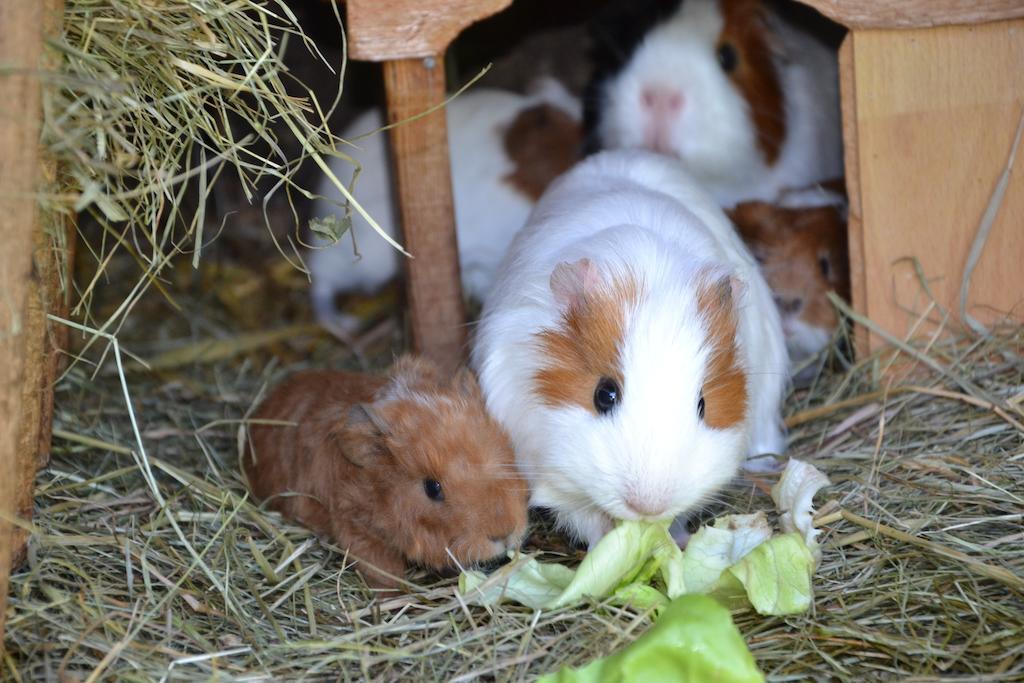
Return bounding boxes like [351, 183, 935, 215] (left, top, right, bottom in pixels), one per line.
[5, 261, 1023, 681]
[42, 0, 362, 345]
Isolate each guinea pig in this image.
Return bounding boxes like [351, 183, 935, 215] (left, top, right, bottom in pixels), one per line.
[471, 149, 788, 548]
[243, 356, 529, 589]
[309, 79, 582, 335]
[728, 195, 850, 373]
[583, 0, 842, 207]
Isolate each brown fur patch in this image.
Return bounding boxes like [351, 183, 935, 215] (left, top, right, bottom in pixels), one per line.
[697, 275, 748, 430]
[718, 0, 786, 165]
[534, 275, 639, 412]
[503, 104, 582, 201]
[729, 201, 850, 332]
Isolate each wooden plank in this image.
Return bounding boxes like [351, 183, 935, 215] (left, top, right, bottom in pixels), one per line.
[0, 0, 51, 646]
[799, 0, 1024, 30]
[837, 35, 869, 356]
[347, 0, 512, 60]
[850, 20, 1024, 352]
[13, 0, 70, 571]
[383, 57, 466, 373]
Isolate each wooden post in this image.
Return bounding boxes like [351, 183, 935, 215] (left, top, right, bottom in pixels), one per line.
[383, 57, 465, 370]
[0, 0, 52, 645]
[12, 0, 71, 571]
[345, 0, 512, 373]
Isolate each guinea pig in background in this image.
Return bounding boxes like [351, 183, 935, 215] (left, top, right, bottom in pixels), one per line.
[472, 149, 788, 548]
[728, 193, 850, 377]
[308, 79, 582, 335]
[583, 0, 842, 207]
[243, 356, 529, 588]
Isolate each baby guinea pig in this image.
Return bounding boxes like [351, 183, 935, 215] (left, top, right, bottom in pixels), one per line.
[584, 0, 842, 207]
[472, 149, 788, 548]
[728, 197, 849, 371]
[308, 79, 581, 336]
[243, 356, 529, 589]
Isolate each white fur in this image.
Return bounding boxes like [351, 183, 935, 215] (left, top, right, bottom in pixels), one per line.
[596, 0, 841, 207]
[472, 150, 788, 546]
[309, 82, 581, 333]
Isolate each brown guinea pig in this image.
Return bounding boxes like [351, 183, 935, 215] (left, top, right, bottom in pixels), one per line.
[243, 356, 529, 589]
[728, 199, 850, 367]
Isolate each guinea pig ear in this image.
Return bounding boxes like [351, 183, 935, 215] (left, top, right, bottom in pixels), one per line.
[699, 272, 745, 317]
[729, 201, 780, 244]
[334, 402, 392, 467]
[384, 354, 443, 399]
[550, 258, 602, 310]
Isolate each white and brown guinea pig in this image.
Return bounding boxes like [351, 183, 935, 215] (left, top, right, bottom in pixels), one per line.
[244, 356, 529, 589]
[472, 149, 788, 548]
[309, 79, 582, 335]
[583, 0, 841, 207]
[728, 188, 849, 372]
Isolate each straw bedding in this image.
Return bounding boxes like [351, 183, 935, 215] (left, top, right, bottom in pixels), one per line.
[4, 264, 1022, 680]
[6, 0, 1023, 680]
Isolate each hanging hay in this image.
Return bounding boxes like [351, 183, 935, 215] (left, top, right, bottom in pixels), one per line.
[41, 0, 369, 342]
[4, 261, 1022, 680]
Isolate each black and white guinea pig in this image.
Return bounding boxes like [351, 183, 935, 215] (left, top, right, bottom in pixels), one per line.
[308, 79, 581, 336]
[472, 149, 788, 548]
[583, 0, 842, 207]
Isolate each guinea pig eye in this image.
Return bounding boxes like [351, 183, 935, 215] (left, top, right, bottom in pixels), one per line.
[697, 392, 706, 421]
[818, 255, 831, 279]
[423, 478, 444, 502]
[716, 43, 739, 73]
[593, 377, 621, 414]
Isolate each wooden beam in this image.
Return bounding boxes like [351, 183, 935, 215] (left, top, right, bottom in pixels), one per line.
[13, 0, 71, 571]
[837, 35, 869, 357]
[347, 0, 512, 60]
[798, 0, 1024, 30]
[846, 19, 1024, 352]
[344, 0, 513, 371]
[383, 57, 466, 372]
[0, 0, 52, 646]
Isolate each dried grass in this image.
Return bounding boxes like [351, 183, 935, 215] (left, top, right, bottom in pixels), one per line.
[5, 277, 1022, 681]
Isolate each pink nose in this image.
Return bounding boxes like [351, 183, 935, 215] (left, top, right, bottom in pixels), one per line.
[624, 495, 668, 519]
[641, 87, 684, 115]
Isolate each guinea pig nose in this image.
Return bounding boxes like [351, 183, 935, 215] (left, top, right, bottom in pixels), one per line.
[640, 86, 684, 114]
[773, 294, 804, 315]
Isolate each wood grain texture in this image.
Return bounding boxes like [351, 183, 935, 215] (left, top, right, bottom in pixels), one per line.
[798, 0, 1024, 30]
[346, 0, 513, 60]
[13, 0, 71, 571]
[837, 35, 869, 356]
[849, 20, 1024, 352]
[383, 57, 467, 373]
[0, 0, 51, 646]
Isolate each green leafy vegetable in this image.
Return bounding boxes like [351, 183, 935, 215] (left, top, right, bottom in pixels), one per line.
[538, 595, 765, 683]
[461, 460, 829, 616]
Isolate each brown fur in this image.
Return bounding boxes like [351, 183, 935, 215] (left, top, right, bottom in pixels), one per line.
[718, 0, 786, 165]
[503, 104, 582, 201]
[697, 274, 748, 430]
[534, 263, 639, 413]
[728, 200, 850, 333]
[243, 356, 528, 590]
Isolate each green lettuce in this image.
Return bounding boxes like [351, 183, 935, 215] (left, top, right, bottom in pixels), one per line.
[459, 459, 830, 616]
[538, 594, 765, 683]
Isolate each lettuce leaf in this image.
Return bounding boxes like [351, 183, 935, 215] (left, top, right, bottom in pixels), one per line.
[459, 460, 829, 618]
[538, 594, 765, 683]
